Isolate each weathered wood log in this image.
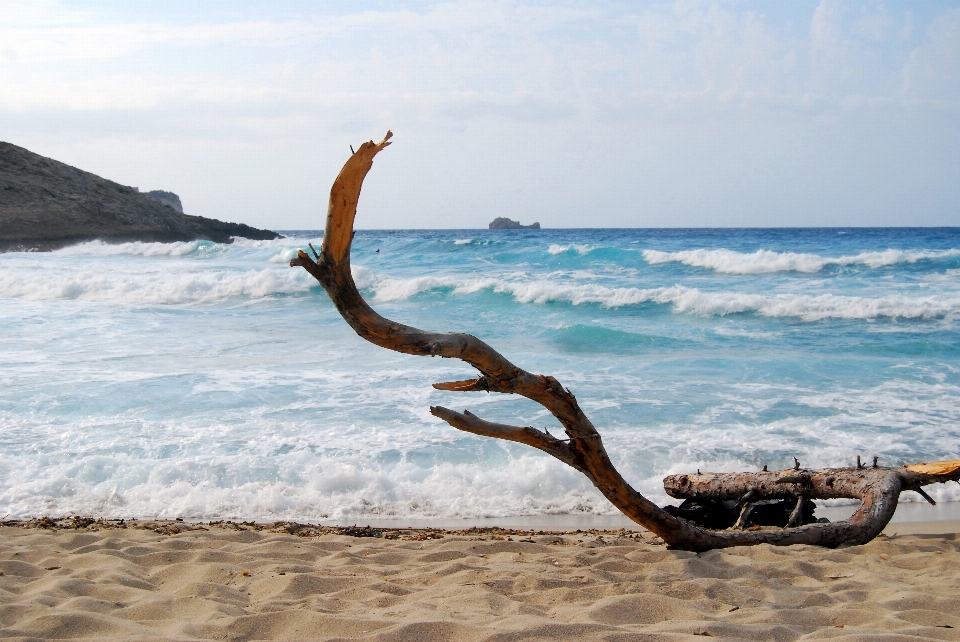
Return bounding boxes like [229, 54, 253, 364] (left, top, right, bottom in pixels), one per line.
[290, 132, 960, 551]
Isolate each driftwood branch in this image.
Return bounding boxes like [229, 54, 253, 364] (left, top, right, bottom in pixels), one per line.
[291, 132, 960, 551]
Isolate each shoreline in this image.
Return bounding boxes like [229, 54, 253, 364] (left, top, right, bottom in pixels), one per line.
[4, 497, 959, 537]
[4, 518, 960, 538]
[303, 500, 960, 532]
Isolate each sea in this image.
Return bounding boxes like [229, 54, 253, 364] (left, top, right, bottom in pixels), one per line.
[2, 228, 959, 523]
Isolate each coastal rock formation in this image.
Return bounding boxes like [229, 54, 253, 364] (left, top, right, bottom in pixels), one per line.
[0, 141, 279, 252]
[144, 190, 184, 213]
[489, 217, 540, 229]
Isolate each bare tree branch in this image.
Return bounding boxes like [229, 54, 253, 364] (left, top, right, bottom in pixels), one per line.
[429, 406, 585, 473]
[290, 132, 960, 551]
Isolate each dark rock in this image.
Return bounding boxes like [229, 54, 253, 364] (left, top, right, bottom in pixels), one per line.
[0, 141, 280, 252]
[144, 190, 183, 213]
[488, 217, 540, 230]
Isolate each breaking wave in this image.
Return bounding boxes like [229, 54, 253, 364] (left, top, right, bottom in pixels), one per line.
[4, 249, 958, 320]
[643, 248, 960, 274]
[55, 239, 213, 257]
[353, 268, 960, 320]
[548, 244, 595, 255]
[0, 265, 317, 304]
[5, 228, 960, 521]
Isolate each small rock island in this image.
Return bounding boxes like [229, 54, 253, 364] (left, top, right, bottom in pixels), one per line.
[488, 217, 540, 230]
[0, 142, 280, 252]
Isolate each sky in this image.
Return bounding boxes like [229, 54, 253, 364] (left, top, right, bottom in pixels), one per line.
[1, 1, 958, 230]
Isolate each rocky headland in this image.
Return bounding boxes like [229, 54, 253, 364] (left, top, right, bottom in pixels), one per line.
[0, 142, 279, 252]
[143, 190, 184, 213]
[488, 217, 540, 229]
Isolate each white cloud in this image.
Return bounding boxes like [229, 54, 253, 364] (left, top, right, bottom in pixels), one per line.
[852, 2, 892, 41]
[1, 1, 955, 116]
[1, 1, 957, 228]
[901, 7, 960, 102]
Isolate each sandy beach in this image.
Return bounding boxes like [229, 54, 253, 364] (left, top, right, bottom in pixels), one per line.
[2, 519, 959, 641]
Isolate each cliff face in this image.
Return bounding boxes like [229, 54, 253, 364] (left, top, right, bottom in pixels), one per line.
[0, 142, 279, 252]
[144, 190, 184, 213]
[489, 217, 541, 230]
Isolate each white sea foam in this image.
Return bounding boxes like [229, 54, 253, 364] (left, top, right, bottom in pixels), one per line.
[4, 230, 960, 521]
[5, 253, 958, 320]
[51, 237, 314, 266]
[658, 288, 960, 321]
[3, 314, 960, 520]
[0, 265, 316, 304]
[0, 448, 616, 521]
[351, 268, 960, 320]
[3, 390, 958, 521]
[0, 388, 620, 519]
[454, 238, 473, 245]
[548, 244, 595, 255]
[55, 239, 211, 257]
[643, 248, 960, 274]
[352, 265, 504, 302]
[233, 236, 320, 249]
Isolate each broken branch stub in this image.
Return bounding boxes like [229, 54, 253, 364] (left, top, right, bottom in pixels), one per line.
[290, 133, 960, 551]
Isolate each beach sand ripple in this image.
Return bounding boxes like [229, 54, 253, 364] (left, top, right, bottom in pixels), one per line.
[1, 523, 959, 641]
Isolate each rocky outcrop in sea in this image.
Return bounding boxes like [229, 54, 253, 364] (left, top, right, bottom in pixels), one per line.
[488, 217, 540, 229]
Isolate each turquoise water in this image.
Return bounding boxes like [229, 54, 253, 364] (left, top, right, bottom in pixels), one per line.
[1, 228, 959, 521]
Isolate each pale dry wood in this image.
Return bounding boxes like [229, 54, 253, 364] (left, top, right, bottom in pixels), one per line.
[291, 132, 960, 551]
[904, 460, 960, 476]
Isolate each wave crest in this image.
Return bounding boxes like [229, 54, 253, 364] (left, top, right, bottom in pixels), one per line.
[0, 266, 317, 304]
[643, 248, 960, 274]
[548, 244, 595, 255]
[55, 239, 213, 257]
[352, 268, 960, 320]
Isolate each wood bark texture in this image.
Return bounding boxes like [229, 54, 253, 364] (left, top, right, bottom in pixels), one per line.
[290, 133, 960, 551]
